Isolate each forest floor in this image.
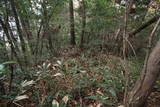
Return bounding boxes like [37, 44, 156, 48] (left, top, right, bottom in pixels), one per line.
[0, 47, 160, 107]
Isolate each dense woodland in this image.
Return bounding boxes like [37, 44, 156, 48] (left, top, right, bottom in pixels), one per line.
[0, 0, 160, 107]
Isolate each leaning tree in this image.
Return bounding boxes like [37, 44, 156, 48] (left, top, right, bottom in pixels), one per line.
[126, 17, 160, 107]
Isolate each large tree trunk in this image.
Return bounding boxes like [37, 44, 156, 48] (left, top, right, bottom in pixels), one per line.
[127, 40, 160, 107]
[69, 0, 76, 46]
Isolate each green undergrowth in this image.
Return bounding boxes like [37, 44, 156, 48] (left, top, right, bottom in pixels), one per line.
[0, 49, 145, 107]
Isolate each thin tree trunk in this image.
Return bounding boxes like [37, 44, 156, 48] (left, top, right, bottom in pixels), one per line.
[34, 19, 43, 63]
[40, 0, 49, 57]
[80, 0, 86, 48]
[9, 49, 14, 92]
[123, 1, 129, 106]
[69, 0, 76, 46]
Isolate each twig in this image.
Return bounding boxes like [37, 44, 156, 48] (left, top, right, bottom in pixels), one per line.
[125, 35, 137, 57]
[9, 49, 14, 93]
[13, 101, 23, 107]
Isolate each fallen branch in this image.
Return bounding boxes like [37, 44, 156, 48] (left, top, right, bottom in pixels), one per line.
[129, 15, 160, 36]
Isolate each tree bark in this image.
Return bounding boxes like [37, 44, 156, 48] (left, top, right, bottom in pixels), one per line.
[69, 0, 76, 46]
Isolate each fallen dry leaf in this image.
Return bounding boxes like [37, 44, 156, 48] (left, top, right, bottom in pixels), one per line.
[52, 99, 59, 107]
[62, 95, 69, 104]
[14, 95, 29, 102]
[53, 73, 63, 77]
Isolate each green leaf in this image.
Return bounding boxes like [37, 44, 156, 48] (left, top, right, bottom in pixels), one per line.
[85, 96, 113, 105]
[0, 64, 4, 71]
[85, 96, 100, 100]
[100, 99, 113, 105]
[109, 88, 117, 98]
[2, 61, 16, 65]
[52, 99, 59, 107]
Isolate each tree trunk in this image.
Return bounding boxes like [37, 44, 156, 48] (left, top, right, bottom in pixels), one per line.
[0, 18, 24, 71]
[40, 0, 49, 57]
[69, 0, 76, 46]
[126, 40, 160, 107]
[80, 0, 86, 48]
[10, 0, 28, 68]
[4, 0, 20, 52]
[19, 10, 34, 55]
[33, 18, 43, 62]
